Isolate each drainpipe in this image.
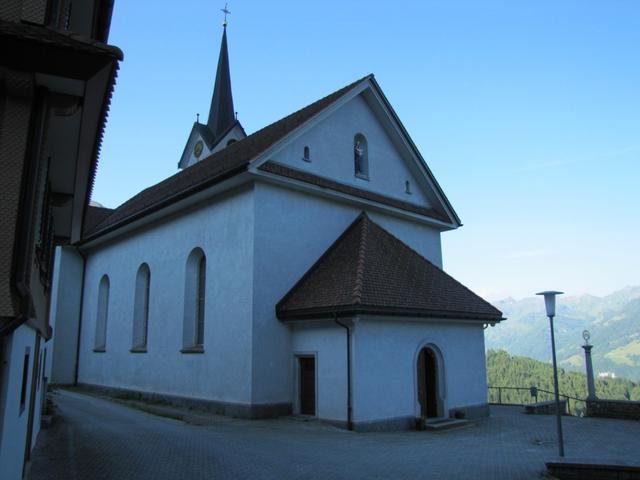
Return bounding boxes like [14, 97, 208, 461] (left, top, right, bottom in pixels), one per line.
[335, 317, 353, 431]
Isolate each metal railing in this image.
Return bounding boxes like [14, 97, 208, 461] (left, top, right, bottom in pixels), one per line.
[488, 386, 587, 416]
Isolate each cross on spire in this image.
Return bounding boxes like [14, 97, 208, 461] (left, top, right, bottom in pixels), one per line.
[221, 3, 231, 27]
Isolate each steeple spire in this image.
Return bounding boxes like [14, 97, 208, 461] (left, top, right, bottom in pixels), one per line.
[207, 21, 235, 140]
[178, 5, 246, 170]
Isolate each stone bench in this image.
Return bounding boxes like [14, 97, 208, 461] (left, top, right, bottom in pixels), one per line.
[524, 399, 567, 415]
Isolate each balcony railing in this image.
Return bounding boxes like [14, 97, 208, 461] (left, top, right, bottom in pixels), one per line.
[488, 385, 587, 416]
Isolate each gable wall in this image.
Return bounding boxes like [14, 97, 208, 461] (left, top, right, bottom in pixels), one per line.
[180, 128, 212, 170]
[76, 187, 255, 404]
[271, 94, 433, 208]
[251, 182, 443, 404]
[180, 124, 246, 170]
[210, 124, 245, 156]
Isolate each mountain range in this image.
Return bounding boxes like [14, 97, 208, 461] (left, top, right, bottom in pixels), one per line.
[485, 286, 640, 381]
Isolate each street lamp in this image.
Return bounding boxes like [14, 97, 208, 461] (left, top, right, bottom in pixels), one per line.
[536, 290, 565, 457]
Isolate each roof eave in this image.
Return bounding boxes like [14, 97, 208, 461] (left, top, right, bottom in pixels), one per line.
[79, 165, 250, 246]
[277, 304, 505, 323]
[78, 60, 119, 242]
[254, 163, 456, 229]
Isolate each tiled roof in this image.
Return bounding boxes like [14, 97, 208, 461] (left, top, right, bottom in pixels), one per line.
[259, 162, 450, 223]
[277, 213, 504, 322]
[83, 75, 372, 241]
[83, 206, 114, 236]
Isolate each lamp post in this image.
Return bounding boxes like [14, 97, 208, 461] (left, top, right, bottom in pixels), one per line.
[536, 290, 565, 457]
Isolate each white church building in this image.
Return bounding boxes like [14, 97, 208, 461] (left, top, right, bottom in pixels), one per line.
[50, 23, 503, 430]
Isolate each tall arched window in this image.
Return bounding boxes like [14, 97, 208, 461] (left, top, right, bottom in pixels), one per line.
[132, 263, 150, 351]
[182, 248, 206, 352]
[94, 275, 110, 351]
[354, 133, 369, 179]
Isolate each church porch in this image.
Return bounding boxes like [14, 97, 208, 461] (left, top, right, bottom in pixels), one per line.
[288, 316, 490, 432]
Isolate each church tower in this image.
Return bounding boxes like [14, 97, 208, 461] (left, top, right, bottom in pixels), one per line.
[178, 16, 246, 170]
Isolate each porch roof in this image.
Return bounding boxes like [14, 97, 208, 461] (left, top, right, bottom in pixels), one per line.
[276, 213, 504, 322]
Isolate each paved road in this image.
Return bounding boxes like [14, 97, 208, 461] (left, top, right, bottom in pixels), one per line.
[29, 391, 640, 480]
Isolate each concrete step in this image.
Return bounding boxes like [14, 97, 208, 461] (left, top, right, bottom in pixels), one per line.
[422, 418, 471, 431]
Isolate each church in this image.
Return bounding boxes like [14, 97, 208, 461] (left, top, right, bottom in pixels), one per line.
[49, 21, 504, 431]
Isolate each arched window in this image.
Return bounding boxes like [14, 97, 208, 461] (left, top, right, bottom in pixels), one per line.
[94, 275, 110, 351]
[405, 180, 412, 194]
[226, 138, 237, 146]
[303, 145, 310, 162]
[132, 263, 150, 351]
[182, 248, 206, 352]
[354, 133, 369, 179]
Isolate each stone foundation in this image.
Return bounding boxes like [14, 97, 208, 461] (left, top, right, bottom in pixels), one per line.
[586, 400, 640, 420]
[546, 459, 640, 480]
[76, 383, 292, 419]
[449, 403, 490, 420]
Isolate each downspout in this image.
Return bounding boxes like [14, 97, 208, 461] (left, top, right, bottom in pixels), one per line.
[335, 316, 353, 431]
[73, 248, 87, 386]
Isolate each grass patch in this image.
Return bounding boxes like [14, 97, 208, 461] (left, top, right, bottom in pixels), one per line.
[605, 341, 640, 367]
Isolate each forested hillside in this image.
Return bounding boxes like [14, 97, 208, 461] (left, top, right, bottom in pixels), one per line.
[486, 286, 640, 381]
[486, 350, 640, 412]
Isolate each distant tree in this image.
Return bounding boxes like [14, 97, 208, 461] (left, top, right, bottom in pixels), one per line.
[487, 350, 639, 412]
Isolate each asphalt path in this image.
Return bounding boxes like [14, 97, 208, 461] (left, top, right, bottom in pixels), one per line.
[28, 390, 640, 479]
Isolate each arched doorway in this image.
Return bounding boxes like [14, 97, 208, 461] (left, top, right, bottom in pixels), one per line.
[417, 347, 440, 418]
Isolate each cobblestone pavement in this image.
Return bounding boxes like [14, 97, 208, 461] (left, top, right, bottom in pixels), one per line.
[28, 390, 640, 480]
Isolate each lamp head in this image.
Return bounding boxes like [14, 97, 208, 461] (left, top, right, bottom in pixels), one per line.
[536, 290, 564, 317]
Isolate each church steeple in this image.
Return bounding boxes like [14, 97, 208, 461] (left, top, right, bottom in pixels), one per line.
[178, 6, 246, 170]
[207, 24, 235, 140]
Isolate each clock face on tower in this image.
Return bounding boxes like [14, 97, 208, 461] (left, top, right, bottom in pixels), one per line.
[193, 140, 204, 157]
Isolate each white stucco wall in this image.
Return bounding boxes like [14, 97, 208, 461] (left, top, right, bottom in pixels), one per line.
[49, 246, 84, 384]
[352, 317, 488, 423]
[77, 187, 255, 405]
[0, 324, 39, 480]
[251, 182, 443, 405]
[271, 93, 432, 208]
[290, 322, 348, 422]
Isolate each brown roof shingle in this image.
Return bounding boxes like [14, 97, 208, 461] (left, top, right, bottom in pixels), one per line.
[83, 206, 114, 236]
[83, 75, 372, 241]
[277, 213, 504, 322]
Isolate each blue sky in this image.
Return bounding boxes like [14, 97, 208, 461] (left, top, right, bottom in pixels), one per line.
[95, 1, 639, 300]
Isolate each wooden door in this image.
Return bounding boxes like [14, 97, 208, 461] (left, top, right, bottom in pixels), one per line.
[417, 348, 439, 418]
[299, 357, 315, 415]
[425, 349, 438, 417]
